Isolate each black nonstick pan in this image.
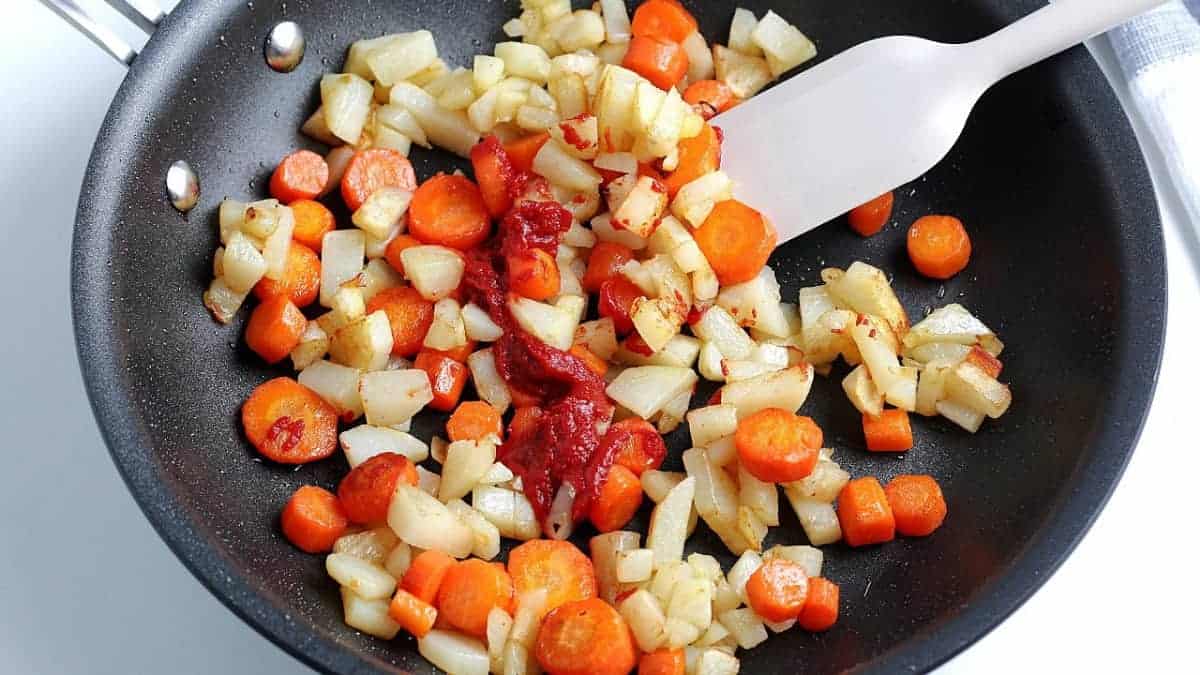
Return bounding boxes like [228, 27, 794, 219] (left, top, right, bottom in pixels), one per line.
[68, 0, 1165, 673]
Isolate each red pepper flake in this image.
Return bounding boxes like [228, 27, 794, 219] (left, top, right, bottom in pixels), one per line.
[265, 416, 304, 456]
[649, 178, 666, 194]
[856, 313, 868, 326]
[869, 328, 877, 338]
[558, 117, 593, 151]
[830, 328, 843, 335]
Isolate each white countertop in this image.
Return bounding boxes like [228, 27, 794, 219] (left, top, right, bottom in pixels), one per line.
[2, 3, 1195, 673]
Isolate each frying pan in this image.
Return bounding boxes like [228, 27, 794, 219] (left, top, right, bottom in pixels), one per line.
[66, 0, 1165, 672]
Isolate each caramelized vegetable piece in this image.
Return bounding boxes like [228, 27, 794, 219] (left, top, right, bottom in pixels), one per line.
[245, 295, 307, 364]
[436, 559, 515, 638]
[693, 199, 777, 285]
[337, 452, 419, 524]
[342, 148, 417, 212]
[365, 286, 434, 357]
[837, 477, 896, 547]
[242, 377, 338, 463]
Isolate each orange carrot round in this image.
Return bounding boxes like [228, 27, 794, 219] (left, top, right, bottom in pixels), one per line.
[589, 465, 643, 533]
[907, 215, 971, 279]
[863, 409, 913, 452]
[639, 649, 686, 675]
[244, 295, 307, 364]
[683, 79, 739, 119]
[414, 349, 469, 412]
[623, 35, 689, 90]
[734, 408, 823, 482]
[693, 199, 778, 285]
[797, 577, 840, 632]
[365, 286, 434, 357]
[242, 378, 338, 464]
[436, 559, 516, 638]
[504, 133, 550, 174]
[837, 476, 896, 547]
[568, 345, 609, 377]
[848, 191, 895, 237]
[610, 418, 665, 476]
[388, 589, 438, 639]
[598, 276, 644, 335]
[663, 123, 720, 198]
[254, 241, 321, 308]
[289, 199, 336, 252]
[270, 150, 329, 204]
[471, 135, 517, 218]
[746, 558, 810, 622]
[631, 0, 698, 42]
[407, 174, 492, 250]
[508, 540, 598, 614]
[280, 485, 348, 553]
[535, 598, 636, 675]
[884, 474, 947, 537]
[508, 248, 560, 300]
[402, 549, 458, 604]
[446, 401, 503, 443]
[341, 148, 417, 212]
[337, 452, 418, 524]
[582, 241, 635, 293]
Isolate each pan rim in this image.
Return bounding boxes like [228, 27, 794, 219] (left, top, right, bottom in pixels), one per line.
[70, 1, 1167, 673]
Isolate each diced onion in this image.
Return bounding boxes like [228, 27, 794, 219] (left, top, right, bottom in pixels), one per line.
[359, 369, 434, 427]
[321, 73, 374, 144]
[467, 349, 512, 414]
[440, 439, 497, 503]
[400, 245, 465, 301]
[340, 425, 430, 467]
[326, 553, 396, 600]
[340, 587, 400, 639]
[387, 485, 474, 558]
[319, 229, 366, 307]
[299, 360, 364, 420]
[606, 366, 698, 419]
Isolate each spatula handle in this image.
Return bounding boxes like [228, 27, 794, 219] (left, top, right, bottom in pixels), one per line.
[972, 0, 1170, 80]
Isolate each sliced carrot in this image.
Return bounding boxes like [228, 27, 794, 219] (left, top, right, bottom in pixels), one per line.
[734, 408, 822, 482]
[663, 122, 720, 198]
[622, 35, 689, 90]
[508, 539, 598, 614]
[446, 401, 504, 442]
[848, 191, 895, 237]
[569, 345, 609, 377]
[242, 378, 338, 464]
[862, 409, 913, 452]
[253, 241, 321, 308]
[598, 276, 644, 335]
[837, 476, 896, 547]
[797, 577, 840, 632]
[631, 0, 699, 42]
[336, 452, 418, 524]
[436, 559, 516, 638]
[402, 549, 458, 604]
[693, 199, 778, 285]
[683, 79, 739, 119]
[508, 406, 543, 440]
[508, 248, 560, 300]
[534, 598, 637, 675]
[428, 341, 477, 364]
[746, 558, 810, 622]
[965, 345, 1003, 378]
[907, 215, 971, 279]
[588, 465, 643, 533]
[270, 150, 329, 204]
[639, 649, 686, 675]
[382, 233, 422, 277]
[504, 133, 550, 174]
[244, 295, 307, 364]
[341, 148, 417, 212]
[470, 135, 518, 218]
[582, 241, 635, 293]
[407, 174, 492, 250]
[884, 474, 947, 537]
[280, 485, 348, 554]
[289, 199, 336, 252]
[414, 349, 469, 412]
[365, 286, 434, 357]
[388, 588, 438, 638]
[609, 418, 666, 476]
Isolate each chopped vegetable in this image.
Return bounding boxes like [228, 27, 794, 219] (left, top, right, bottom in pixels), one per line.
[589, 464, 644, 532]
[365, 286, 434, 357]
[337, 452, 418, 524]
[341, 148, 418, 212]
[734, 408, 822, 482]
[280, 485, 348, 553]
[535, 598, 637, 675]
[847, 191, 895, 237]
[623, 35, 690, 90]
[408, 174, 492, 250]
[884, 474, 947, 536]
[436, 559, 515, 637]
[683, 80, 738, 118]
[388, 589, 438, 638]
[401, 549, 459, 604]
[508, 248, 561, 300]
[288, 200, 336, 252]
[631, 0, 699, 42]
[253, 242, 321, 308]
[745, 558, 809, 623]
[863, 409, 914, 452]
[508, 539, 598, 613]
[837, 477, 896, 547]
[446, 401, 503, 442]
[242, 377, 338, 463]
[270, 150, 329, 204]
[244, 295, 307, 364]
[693, 199, 777, 285]
[907, 215, 972, 280]
[414, 349, 469, 411]
[797, 577, 839, 632]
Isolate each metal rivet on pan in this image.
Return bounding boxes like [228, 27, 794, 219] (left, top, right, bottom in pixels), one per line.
[265, 21, 305, 73]
[166, 160, 200, 213]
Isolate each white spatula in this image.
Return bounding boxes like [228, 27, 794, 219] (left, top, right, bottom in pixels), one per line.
[718, 0, 1168, 242]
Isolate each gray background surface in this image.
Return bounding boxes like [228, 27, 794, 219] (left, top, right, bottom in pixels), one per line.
[1, 1, 1196, 673]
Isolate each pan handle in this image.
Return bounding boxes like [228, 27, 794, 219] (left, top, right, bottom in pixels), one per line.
[35, 0, 164, 67]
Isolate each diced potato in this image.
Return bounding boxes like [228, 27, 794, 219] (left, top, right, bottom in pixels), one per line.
[906, 341, 972, 364]
[377, 104, 430, 148]
[669, 576, 713, 634]
[372, 125, 412, 155]
[340, 425, 429, 467]
[222, 232, 268, 294]
[508, 296, 577, 350]
[696, 648, 740, 675]
[301, 107, 342, 146]
[440, 439, 497, 502]
[387, 485, 474, 558]
[606, 366, 698, 419]
[487, 608, 513, 672]
[472, 485, 541, 540]
[738, 463, 779, 526]
[333, 527, 398, 566]
[785, 495, 842, 546]
[533, 137, 602, 191]
[784, 459, 849, 503]
[401, 245, 465, 301]
[365, 31, 438, 86]
[389, 83, 481, 158]
[850, 316, 902, 395]
[613, 175, 669, 238]
[299, 360, 364, 420]
[683, 30, 716, 82]
[729, 8, 762, 56]
[647, 476, 695, 565]
[340, 587, 400, 639]
[549, 73, 589, 119]
[736, 505, 768, 551]
[352, 187, 412, 239]
[726, 550, 763, 606]
[291, 322, 330, 371]
[843, 364, 884, 416]
[360, 258, 403, 304]
[763, 544, 823, 577]
[693, 306, 756, 360]
[751, 11, 817, 77]
[418, 630, 489, 675]
[478, 462, 513, 485]
[719, 608, 768, 650]
[467, 348, 512, 414]
[555, 10, 606, 52]
[384, 541, 413, 578]
[695, 621, 731, 648]
[321, 73, 374, 144]
[620, 589, 667, 653]
[445, 499, 502, 560]
[596, 41, 630, 66]
[687, 404, 738, 448]
[944, 360, 1012, 418]
[417, 466, 441, 496]
[261, 206, 295, 281]
[508, 587, 550, 648]
[515, 104, 558, 131]
[714, 44, 772, 98]
[697, 341, 726, 382]
[885, 365, 919, 411]
[915, 359, 954, 416]
[683, 447, 751, 555]
[461, 302, 503, 342]
[320, 229, 366, 307]
[706, 435, 737, 467]
[903, 303, 1003, 355]
[671, 170, 732, 228]
[549, 113, 599, 160]
[720, 364, 814, 419]
[329, 311, 393, 371]
[642, 470, 685, 503]
[473, 54, 506, 92]
[423, 298, 467, 351]
[616, 548, 655, 583]
[591, 212, 648, 249]
[822, 262, 910, 340]
[574, 318, 619, 361]
[716, 267, 791, 338]
[326, 553, 396, 600]
[495, 41, 552, 83]
[359, 368, 433, 427]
